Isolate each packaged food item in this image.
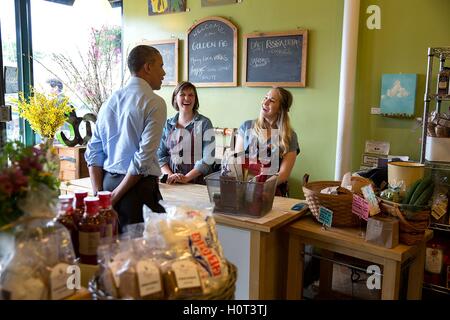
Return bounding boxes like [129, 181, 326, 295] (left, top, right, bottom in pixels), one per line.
[437, 67, 450, 97]
[96, 239, 165, 300]
[161, 255, 203, 299]
[97, 191, 119, 243]
[78, 197, 106, 265]
[431, 185, 448, 223]
[73, 190, 88, 226]
[0, 218, 77, 300]
[143, 201, 229, 294]
[425, 240, 445, 286]
[56, 194, 79, 257]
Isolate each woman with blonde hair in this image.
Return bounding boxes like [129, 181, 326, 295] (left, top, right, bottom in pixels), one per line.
[235, 87, 299, 196]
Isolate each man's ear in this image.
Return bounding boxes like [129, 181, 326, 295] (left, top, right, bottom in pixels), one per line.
[145, 62, 153, 73]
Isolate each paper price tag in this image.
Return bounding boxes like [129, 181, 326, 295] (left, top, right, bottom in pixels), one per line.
[361, 184, 381, 216]
[352, 194, 370, 221]
[318, 206, 333, 228]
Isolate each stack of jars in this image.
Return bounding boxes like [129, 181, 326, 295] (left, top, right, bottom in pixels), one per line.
[56, 191, 119, 265]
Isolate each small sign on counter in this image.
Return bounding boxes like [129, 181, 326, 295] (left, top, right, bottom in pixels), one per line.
[364, 140, 390, 156]
[318, 206, 333, 228]
[352, 194, 370, 221]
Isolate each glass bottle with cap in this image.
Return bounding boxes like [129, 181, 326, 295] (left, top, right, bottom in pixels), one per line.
[97, 191, 119, 243]
[78, 196, 106, 265]
[56, 194, 79, 257]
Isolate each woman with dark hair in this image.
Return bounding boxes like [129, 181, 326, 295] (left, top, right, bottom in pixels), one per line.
[157, 81, 215, 184]
[235, 87, 300, 197]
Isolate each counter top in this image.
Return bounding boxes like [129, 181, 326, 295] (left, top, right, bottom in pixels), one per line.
[60, 178, 307, 233]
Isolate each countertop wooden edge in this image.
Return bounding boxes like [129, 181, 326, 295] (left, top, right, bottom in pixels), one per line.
[286, 216, 433, 262]
[61, 178, 307, 233]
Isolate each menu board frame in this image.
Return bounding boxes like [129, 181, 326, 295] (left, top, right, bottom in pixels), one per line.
[186, 16, 238, 87]
[243, 30, 308, 87]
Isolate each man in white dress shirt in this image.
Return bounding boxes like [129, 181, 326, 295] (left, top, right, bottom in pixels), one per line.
[85, 45, 167, 231]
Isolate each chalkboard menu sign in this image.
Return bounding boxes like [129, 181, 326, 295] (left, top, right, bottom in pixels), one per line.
[139, 39, 179, 86]
[243, 30, 308, 87]
[187, 16, 237, 87]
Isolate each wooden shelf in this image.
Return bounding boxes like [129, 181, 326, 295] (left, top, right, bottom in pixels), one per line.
[429, 223, 450, 233]
[423, 282, 450, 296]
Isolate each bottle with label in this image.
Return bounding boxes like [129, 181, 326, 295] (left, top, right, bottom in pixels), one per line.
[437, 67, 450, 97]
[97, 191, 119, 243]
[74, 191, 88, 226]
[56, 194, 79, 257]
[78, 196, 106, 265]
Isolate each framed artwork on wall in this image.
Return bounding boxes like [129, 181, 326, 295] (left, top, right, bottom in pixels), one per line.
[148, 0, 186, 15]
[201, 0, 238, 7]
[380, 74, 417, 118]
[137, 39, 179, 86]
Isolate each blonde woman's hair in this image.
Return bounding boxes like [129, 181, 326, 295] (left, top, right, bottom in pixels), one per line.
[253, 87, 293, 157]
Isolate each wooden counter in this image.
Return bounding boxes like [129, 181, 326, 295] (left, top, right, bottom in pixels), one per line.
[60, 178, 307, 299]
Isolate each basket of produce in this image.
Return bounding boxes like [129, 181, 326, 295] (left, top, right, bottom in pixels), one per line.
[302, 174, 359, 227]
[378, 176, 434, 245]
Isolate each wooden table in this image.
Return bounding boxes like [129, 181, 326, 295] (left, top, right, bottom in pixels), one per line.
[60, 178, 307, 299]
[285, 216, 433, 300]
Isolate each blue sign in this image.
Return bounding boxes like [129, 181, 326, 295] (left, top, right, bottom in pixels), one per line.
[318, 206, 333, 228]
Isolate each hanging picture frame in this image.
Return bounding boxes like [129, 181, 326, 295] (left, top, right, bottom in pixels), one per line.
[148, 0, 186, 16]
[137, 39, 179, 86]
[380, 74, 417, 118]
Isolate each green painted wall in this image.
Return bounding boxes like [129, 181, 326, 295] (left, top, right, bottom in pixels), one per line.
[122, 0, 449, 199]
[353, 0, 450, 169]
[123, 0, 344, 198]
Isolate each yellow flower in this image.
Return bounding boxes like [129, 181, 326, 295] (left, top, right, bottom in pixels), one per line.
[14, 87, 73, 139]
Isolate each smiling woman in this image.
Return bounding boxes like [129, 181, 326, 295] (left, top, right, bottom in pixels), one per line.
[158, 81, 215, 185]
[235, 87, 300, 197]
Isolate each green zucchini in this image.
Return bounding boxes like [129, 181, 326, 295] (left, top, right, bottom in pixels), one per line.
[413, 184, 434, 206]
[403, 178, 422, 204]
[409, 176, 432, 205]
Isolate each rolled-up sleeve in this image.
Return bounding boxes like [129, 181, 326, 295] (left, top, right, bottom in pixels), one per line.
[85, 115, 106, 167]
[194, 118, 215, 175]
[157, 120, 171, 168]
[128, 97, 167, 176]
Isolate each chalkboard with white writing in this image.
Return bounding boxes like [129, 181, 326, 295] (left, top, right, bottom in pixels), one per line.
[244, 30, 308, 87]
[139, 39, 178, 86]
[187, 16, 237, 87]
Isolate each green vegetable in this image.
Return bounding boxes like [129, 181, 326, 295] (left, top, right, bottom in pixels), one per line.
[413, 184, 434, 206]
[403, 178, 422, 204]
[409, 176, 432, 205]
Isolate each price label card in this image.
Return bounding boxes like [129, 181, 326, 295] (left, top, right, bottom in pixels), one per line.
[318, 206, 333, 228]
[361, 184, 381, 216]
[352, 194, 370, 221]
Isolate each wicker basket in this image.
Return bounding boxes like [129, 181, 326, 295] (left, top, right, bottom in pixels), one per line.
[89, 261, 237, 300]
[378, 198, 430, 245]
[302, 175, 359, 227]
